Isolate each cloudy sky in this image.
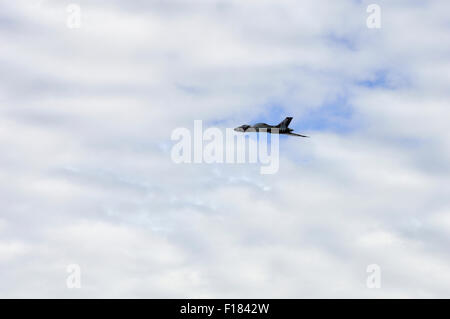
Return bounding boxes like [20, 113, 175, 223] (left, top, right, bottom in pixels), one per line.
[1, 0, 450, 298]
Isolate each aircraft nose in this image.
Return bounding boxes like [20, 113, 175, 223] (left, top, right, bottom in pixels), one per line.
[234, 127, 243, 132]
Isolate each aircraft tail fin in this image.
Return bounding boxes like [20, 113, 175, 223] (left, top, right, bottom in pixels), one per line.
[277, 117, 293, 129]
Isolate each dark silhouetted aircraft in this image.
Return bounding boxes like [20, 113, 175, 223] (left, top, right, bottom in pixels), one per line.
[234, 117, 309, 137]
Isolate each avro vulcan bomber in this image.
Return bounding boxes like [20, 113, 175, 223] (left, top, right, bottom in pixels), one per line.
[234, 117, 309, 137]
